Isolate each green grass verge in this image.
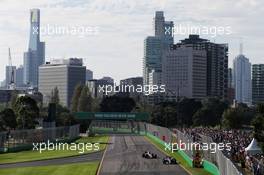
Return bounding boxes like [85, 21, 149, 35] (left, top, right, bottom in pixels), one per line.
[145, 135, 212, 175]
[0, 136, 108, 164]
[0, 161, 99, 175]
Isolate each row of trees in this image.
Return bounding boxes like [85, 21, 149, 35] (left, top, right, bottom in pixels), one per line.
[0, 94, 39, 131]
[71, 84, 93, 112]
[148, 97, 264, 131]
[1, 84, 263, 141]
[70, 84, 136, 113]
[149, 98, 264, 151]
[150, 98, 229, 128]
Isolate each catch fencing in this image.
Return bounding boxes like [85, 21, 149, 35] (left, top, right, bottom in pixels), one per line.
[145, 123, 172, 143]
[173, 129, 193, 158]
[145, 124, 242, 175]
[0, 124, 80, 152]
[195, 133, 241, 175]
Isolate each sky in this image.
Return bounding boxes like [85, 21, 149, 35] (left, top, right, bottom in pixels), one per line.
[0, 0, 263, 82]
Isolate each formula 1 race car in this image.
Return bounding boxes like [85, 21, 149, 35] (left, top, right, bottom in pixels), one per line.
[162, 156, 178, 165]
[142, 151, 158, 159]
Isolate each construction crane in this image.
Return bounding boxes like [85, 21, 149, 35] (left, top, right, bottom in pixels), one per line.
[8, 48, 15, 90]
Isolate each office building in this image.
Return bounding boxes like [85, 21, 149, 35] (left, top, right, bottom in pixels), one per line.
[0, 80, 6, 88]
[101, 76, 114, 84]
[5, 66, 16, 88]
[143, 36, 162, 86]
[24, 9, 45, 87]
[86, 69, 93, 81]
[148, 70, 162, 88]
[227, 68, 235, 103]
[119, 77, 143, 99]
[252, 64, 264, 104]
[228, 68, 233, 88]
[16, 65, 24, 87]
[233, 54, 252, 105]
[143, 11, 174, 86]
[174, 35, 228, 99]
[39, 58, 86, 107]
[162, 45, 207, 99]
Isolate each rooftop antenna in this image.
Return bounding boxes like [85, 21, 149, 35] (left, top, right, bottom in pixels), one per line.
[239, 38, 243, 55]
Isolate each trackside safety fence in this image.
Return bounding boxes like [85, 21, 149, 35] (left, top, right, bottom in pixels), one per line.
[199, 134, 241, 175]
[145, 123, 221, 175]
[0, 124, 80, 152]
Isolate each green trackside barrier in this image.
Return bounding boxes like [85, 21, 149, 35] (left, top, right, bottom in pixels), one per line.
[203, 160, 220, 175]
[146, 132, 220, 175]
[146, 132, 192, 166]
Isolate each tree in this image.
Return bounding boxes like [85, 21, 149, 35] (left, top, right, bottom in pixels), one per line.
[78, 86, 92, 112]
[178, 98, 202, 127]
[151, 102, 178, 127]
[256, 103, 264, 114]
[221, 103, 255, 129]
[9, 90, 18, 110]
[91, 98, 100, 112]
[133, 101, 153, 114]
[50, 86, 60, 104]
[14, 96, 39, 129]
[71, 84, 83, 112]
[222, 108, 243, 129]
[252, 105, 264, 151]
[0, 108, 17, 130]
[100, 96, 136, 112]
[193, 107, 214, 126]
[252, 115, 264, 141]
[55, 104, 70, 126]
[203, 98, 229, 126]
[57, 112, 77, 126]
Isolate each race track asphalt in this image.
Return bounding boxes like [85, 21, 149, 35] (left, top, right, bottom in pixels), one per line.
[99, 135, 189, 175]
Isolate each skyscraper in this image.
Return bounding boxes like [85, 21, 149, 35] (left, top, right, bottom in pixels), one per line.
[252, 64, 264, 104]
[119, 77, 143, 100]
[233, 54, 252, 105]
[143, 36, 162, 85]
[5, 66, 16, 88]
[143, 11, 173, 86]
[24, 9, 45, 87]
[101, 77, 114, 84]
[228, 68, 233, 88]
[39, 58, 86, 107]
[86, 69, 93, 81]
[15, 65, 24, 87]
[162, 45, 207, 99]
[175, 35, 228, 99]
[227, 68, 235, 103]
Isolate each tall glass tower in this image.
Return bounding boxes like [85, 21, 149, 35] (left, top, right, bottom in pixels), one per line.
[143, 11, 174, 86]
[23, 9, 45, 87]
[233, 54, 252, 105]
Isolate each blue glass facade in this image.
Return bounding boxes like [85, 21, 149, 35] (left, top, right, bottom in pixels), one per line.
[23, 9, 45, 87]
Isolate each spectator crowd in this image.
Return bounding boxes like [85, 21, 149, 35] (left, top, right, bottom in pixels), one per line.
[179, 128, 264, 175]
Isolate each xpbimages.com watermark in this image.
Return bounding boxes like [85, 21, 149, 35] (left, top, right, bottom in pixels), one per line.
[164, 140, 231, 154]
[32, 140, 100, 153]
[98, 84, 166, 96]
[165, 24, 232, 38]
[32, 24, 99, 37]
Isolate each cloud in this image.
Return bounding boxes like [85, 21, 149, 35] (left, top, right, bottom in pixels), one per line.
[0, 0, 263, 82]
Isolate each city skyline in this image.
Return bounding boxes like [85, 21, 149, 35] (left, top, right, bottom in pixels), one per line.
[0, 0, 264, 82]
